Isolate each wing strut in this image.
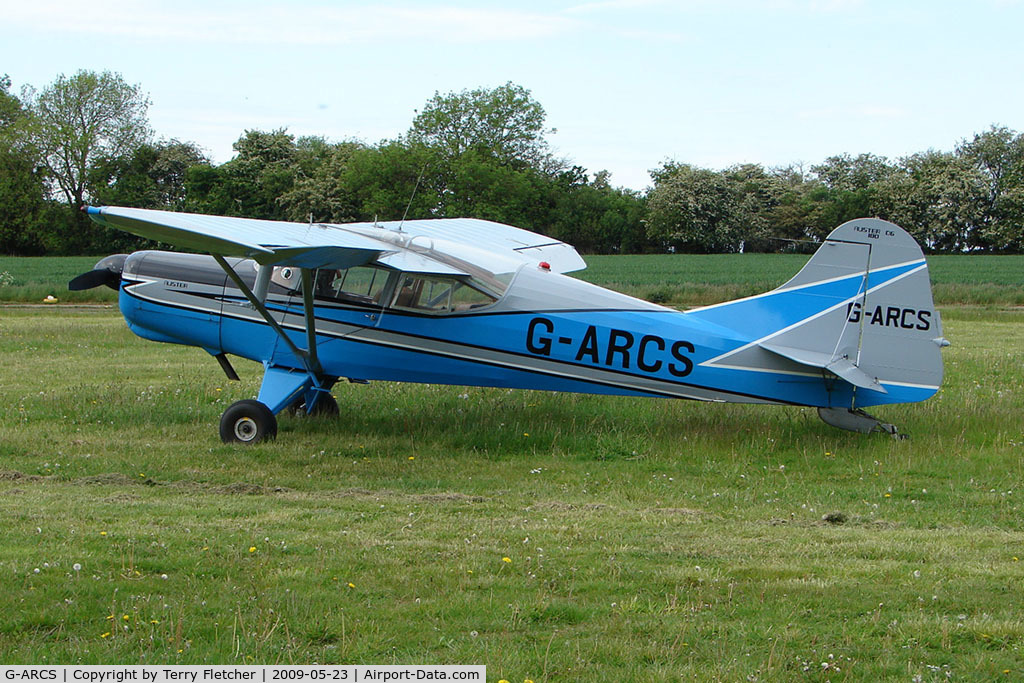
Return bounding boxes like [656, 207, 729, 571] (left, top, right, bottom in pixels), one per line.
[211, 254, 322, 375]
[300, 268, 321, 374]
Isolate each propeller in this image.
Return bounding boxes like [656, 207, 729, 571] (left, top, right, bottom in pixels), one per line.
[68, 254, 129, 291]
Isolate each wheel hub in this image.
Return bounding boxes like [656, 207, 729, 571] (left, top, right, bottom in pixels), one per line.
[233, 416, 258, 441]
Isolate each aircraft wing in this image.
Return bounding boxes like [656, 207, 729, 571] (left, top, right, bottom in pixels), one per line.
[86, 206, 586, 274]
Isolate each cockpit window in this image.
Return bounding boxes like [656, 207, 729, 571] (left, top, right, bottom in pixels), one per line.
[390, 274, 497, 314]
[269, 262, 515, 315]
[314, 265, 390, 306]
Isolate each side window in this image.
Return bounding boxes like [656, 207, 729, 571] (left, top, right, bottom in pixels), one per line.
[314, 266, 389, 306]
[390, 274, 496, 314]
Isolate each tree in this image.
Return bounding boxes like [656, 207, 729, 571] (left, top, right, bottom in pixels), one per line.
[0, 75, 48, 254]
[812, 153, 894, 192]
[646, 163, 748, 253]
[956, 126, 1024, 250]
[21, 70, 151, 212]
[186, 129, 297, 219]
[807, 153, 898, 230]
[86, 140, 208, 251]
[886, 150, 987, 252]
[278, 137, 364, 223]
[549, 170, 648, 253]
[91, 140, 207, 211]
[721, 164, 786, 250]
[0, 74, 22, 130]
[408, 82, 555, 170]
[340, 141, 441, 221]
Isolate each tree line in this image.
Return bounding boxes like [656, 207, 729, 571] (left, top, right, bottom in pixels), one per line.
[2, 70, 1022, 256]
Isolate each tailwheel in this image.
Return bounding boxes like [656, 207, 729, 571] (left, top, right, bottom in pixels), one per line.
[220, 400, 277, 443]
[289, 392, 339, 418]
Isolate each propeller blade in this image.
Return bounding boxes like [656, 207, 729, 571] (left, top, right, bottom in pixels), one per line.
[68, 269, 117, 291]
[68, 253, 128, 291]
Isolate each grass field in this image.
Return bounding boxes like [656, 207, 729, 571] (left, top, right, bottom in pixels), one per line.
[0, 253, 1023, 678]
[2, 253, 1023, 306]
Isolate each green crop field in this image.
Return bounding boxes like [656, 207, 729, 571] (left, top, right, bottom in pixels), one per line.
[2, 253, 1022, 306]
[575, 254, 1024, 306]
[0, 253, 1023, 678]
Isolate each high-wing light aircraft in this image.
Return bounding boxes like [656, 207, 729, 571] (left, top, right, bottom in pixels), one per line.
[70, 206, 948, 443]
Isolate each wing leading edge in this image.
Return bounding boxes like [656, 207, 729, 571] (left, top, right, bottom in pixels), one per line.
[85, 206, 586, 275]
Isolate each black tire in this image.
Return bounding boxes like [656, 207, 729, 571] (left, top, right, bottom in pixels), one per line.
[220, 400, 277, 444]
[289, 393, 339, 418]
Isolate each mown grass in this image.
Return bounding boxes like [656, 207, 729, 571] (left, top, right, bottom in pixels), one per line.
[2, 253, 1021, 306]
[1, 306, 1022, 679]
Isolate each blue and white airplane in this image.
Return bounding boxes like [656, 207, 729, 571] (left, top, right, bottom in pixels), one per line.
[70, 206, 948, 443]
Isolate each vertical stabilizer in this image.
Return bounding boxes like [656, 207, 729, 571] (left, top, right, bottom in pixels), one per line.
[701, 219, 946, 409]
[767, 218, 945, 406]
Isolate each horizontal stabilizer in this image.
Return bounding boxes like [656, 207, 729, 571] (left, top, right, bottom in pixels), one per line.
[760, 342, 886, 393]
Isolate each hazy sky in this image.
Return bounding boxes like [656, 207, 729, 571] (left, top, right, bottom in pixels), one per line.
[5, 0, 1023, 190]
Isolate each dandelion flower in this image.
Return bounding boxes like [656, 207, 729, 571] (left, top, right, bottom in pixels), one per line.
[249, 546, 256, 553]
[123, 615, 130, 621]
[101, 632, 110, 639]
[100, 531, 107, 536]
[348, 583, 355, 588]
[408, 456, 415, 461]
[502, 557, 512, 564]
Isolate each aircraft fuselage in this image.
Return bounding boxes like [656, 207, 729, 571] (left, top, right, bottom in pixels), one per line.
[117, 249, 936, 412]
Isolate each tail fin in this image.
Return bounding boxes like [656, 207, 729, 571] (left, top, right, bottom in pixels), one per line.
[698, 218, 946, 409]
[762, 218, 945, 406]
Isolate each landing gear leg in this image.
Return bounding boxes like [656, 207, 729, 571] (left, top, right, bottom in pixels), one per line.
[817, 407, 906, 440]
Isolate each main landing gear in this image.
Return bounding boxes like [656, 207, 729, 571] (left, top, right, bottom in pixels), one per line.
[209, 259, 341, 444]
[220, 400, 278, 444]
[219, 391, 340, 443]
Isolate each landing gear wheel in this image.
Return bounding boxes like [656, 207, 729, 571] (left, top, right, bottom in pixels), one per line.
[220, 400, 277, 443]
[289, 393, 339, 418]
